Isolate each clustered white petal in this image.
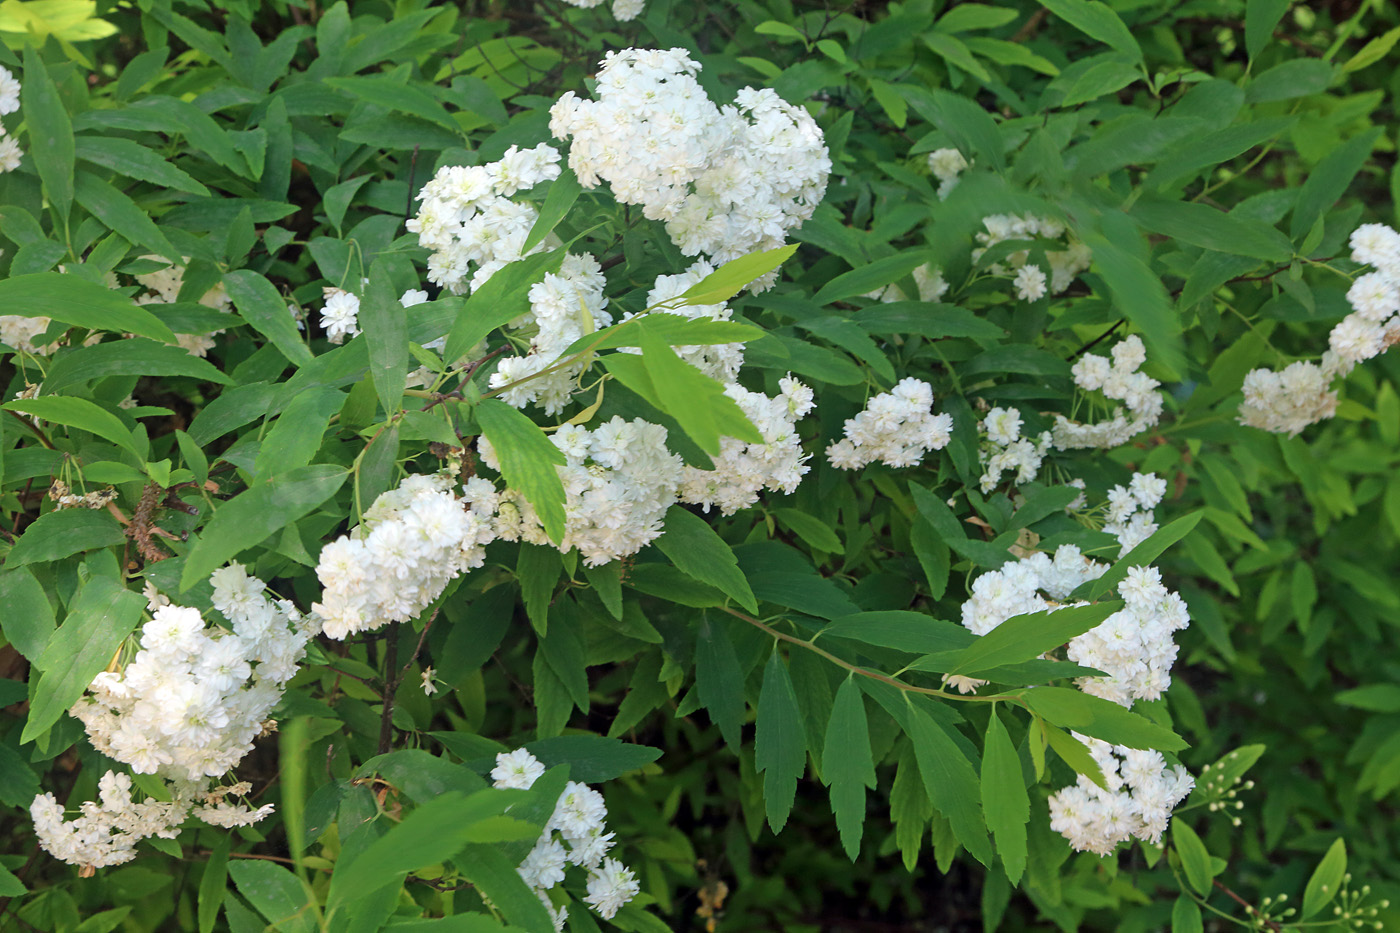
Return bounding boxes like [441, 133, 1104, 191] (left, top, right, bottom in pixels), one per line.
[550, 48, 829, 287]
[313, 472, 499, 639]
[319, 287, 362, 345]
[826, 378, 953, 469]
[0, 65, 20, 175]
[1053, 336, 1163, 449]
[977, 406, 1051, 492]
[492, 749, 640, 929]
[974, 213, 1092, 297]
[1048, 736, 1194, 855]
[927, 147, 968, 199]
[865, 262, 949, 304]
[561, 0, 646, 20]
[1104, 471, 1165, 555]
[1239, 223, 1400, 435]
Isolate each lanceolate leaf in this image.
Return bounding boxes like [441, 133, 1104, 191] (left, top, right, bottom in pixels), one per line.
[443, 249, 567, 364]
[654, 506, 759, 613]
[3, 396, 143, 458]
[223, 269, 314, 366]
[1023, 686, 1187, 751]
[5, 508, 126, 569]
[22, 44, 75, 219]
[695, 615, 745, 751]
[475, 398, 567, 544]
[907, 701, 993, 867]
[756, 651, 806, 832]
[0, 274, 177, 344]
[360, 260, 408, 415]
[981, 709, 1029, 884]
[42, 336, 233, 392]
[679, 243, 798, 305]
[1301, 837, 1347, 919]
[823, 677, 876, 860]
[635, 327, 762, 456]
[948, 601, 1122, 676]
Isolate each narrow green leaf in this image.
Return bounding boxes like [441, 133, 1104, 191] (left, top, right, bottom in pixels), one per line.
[907, 702, 993, 867]
[922, 32, 990, 83]
[1290, 128, 1382, 239]
[1245, 0, 1290, 61]
[772, 507, 842, 554]
[812, 252, 930, 306]
[517, 545, 560, 637]
[824, 677, 876, 860]
[1039, 720, 1107, 789]
[1335, 684, 1400, 713]
[1074, 512, 1204, 601]
[938, 4, 1019, 33]
[476, 398, 567, 545]
[0, 273, 177, 343]
[1301, 838, 1347, 919]
[949, 602, 1122, 676]
[1023, 686, 1187, 751]
[0, 862, 26, 897]
[1132, 200, 1292, 262]
[523, 167, 582, 255]
[23, 44, 75, 218]
[361, 260, 408, 414]
[1172, 895, 1204, 933]
[981, 710, 1029, 884]
[75, 135, 210, 196]
[819, 611, 974, 655]
[695, 615, 745, 751]
[454, 844, 555, 933]
[636, 326, 762, 456]
[756, 651, 806, 832]
[0, 568, 56, 662]
[3, 396, 141, 458]
[679, 244, 798, 306]
[1172, 821, 1213, 897]
[5, 508, 126, 569]
[42, 337, 232, 392]
[198, 836, 230, 933]
[23, 577, 145, 744]
[906, 87, 1005, 171]
[253, 387, 342, 480]
[1343, 25, 1400, 73]
[1038, 0, 1142, 61]
[523, 736, 660, 782]
[1245, 59, 1334, 104]
[223, 269, 314, 366]
[180, 465, 348, 590]
[654, 506, 759, 613]
[443, 249, 566, 364]
[74, 171, 180, 264]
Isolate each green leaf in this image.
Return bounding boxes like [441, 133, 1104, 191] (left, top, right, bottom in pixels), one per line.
[772, 507, 841, 554]
[1343, 25, 1400, 73]
[1245, 59, 1334, 103]
[5, 508, 126, 569]
[1037, 0, 1142, 62]
[755, 651, 806, 832]
[74, 171, 181, 264]
[922, 32, 990, 84]
[679, 244, 798, 305]
[981, 710, 1029, 884]
[695, 615, 745, 751]
[1245, 0, 1291, 61]
[910, 513, 951, 600]
[522, 736, 661, 782]
[229, 860, 316, 933]
[23, 576, 145, 744]
[1171, 895, 1203, 933]
[3, 396, 142, 459]
[443, 249, 567, 364]
[938, 4, 1019, 33]
[1132, 200, 1292, 262]
[1039, 720, 1107, 789]
[223, 270, 314, 366]
[867, 77, 910, 127]
[812, 252, 930, 306]
[0, 568, 56, 662]
[1082, 218, 1182, 378]
[324, 76, 462, 133]
[0, 862, 26, 898]
[820, 611, 974, 655]
[517, 545, 560, 637]
[476, 398, 567, 545]
[1172, 821, 1213, 897]
[1301, 838, 1347, 919]
[322, 175, 371, 234]
[0, 274, 177, 344]
[253, 388, 342, 480]
[454, 844, 555, 933]
[523, 167, 582, 255]
[948, 602, 1122, 676]
[1023, 686, 1187, 751]
[180, 465, 348, 591]
[907, 701, 992, 866]
[198, 836, 230, 933]
[42, 337, 233, 393]
[361, 261, 408, 415]
[74, 135, 208, 195]
[1336, 684, 1400, 713]
[654, 506, 759, 613]
[630, 327, 759, 456]
[906, 87, 1005, 172]
[1289, 128, 1382, 240]
[824, 677, 876, 860]
[854, 303, 1005, 342]
[1073, 512, 1204, 601]
[23, 45, 75, 218]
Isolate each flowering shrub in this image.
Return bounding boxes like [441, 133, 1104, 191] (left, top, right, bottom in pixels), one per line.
[1, 2, 1399, 932]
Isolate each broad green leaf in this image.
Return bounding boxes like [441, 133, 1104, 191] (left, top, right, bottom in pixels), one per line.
[756, 651, 806, 832]
[522, 167, 582, 255]
[253, 388, 342, 480]
[0, 862, 26, 897]
[223, 269, 314, 366]
[811, 252, 930, 306]
[1038, 0, 1142, 61]
[23, 44, 75, 218]
[1301, 838, 1347, 919]
[905, 87, 1005, 172]
[824, 677, 876, 860]
[1082, 216, 1183, 378]
[772, 507, 841, 554]
[1073, 512, 1204, 601]
[1245, 59, 1333, 103]
[74, 171, 180, 264]
[517, 544, 560, 636]
[1172, 821, 1213, 897]
[0, 568, 56, 662]
[981, 710, 1029, 884]
[476, 398, 567, 545]
[5, 508, 126, 569]
[679, 244, 798, 305]
[654, 506, 758, 613]
[819, 611, 974, 655]
[75, 135, 209, 195]
[42, 337, 232, 392]
[1289, 128, 1382, 240]
[361, 261, 408, 415]
[937, 4, 1018, 33]
[324, 76, 462, 133]
[1039, 720, 1107, 788]
[867, 77, 910, 127]
[1132, 200, 1292, 262]
[948, 602, 1122, 676]
[1245, 0, 1290, 61]
[3, 396, 141, 458]
[854, 302, 1005, 342]
[523, 736, 660, 782]
[443, 249, 566, 364]
[922, 32, 990, 83]
[198, 836, 229, 933]
[228, 860, 316, 933]
[455, 844, 555, 933]
[907, 701, 993, 867]
[1023, 686, 1187, 751]
[695, 615, 745, 751]
[180, 465, 348, 590]
[23, 576, 145, 744]
[634, 326, 762, 455]
[1172, 895, 1203, 933]
[0, 273, 177, 344]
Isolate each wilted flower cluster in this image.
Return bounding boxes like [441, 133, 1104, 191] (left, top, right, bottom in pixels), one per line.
[679, 376, 814, 514]
[826, 378, 953, 469]
[0, 65, 20, 174]
[974, 213, 1092, 298]
[1048, 737, 1194, 855]
[550, 48, 830, 281]
[1239, 223, 1400, 435]
[561, 0, 645, 20]
[486, 417, 683, 566]
[132, 257, 235, 357]
[977, 406, 1051, 492]
[927, 147, 968, 199]
[1053, 336, 1164, 449]
[492, 749, 641, 929]
[313, 473, 499, 639]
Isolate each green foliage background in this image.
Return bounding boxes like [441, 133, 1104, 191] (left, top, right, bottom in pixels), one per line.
[1, 0, 1399, 931]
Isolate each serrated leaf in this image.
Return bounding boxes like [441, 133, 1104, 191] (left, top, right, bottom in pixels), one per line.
[5, 508, 126, 569]
[1038, 0, 1142, 62]
[361, 260, 408, 415]
[907, 701, 992, 866]
[654, 507, 759, 613]
[949, 602, 1122, 676]
[1023, 686, 1187, 751]
[476, 398, 567, 544]
[1039, 720, 1106, 789]
[756, 651, 806, 832]
[633, 327, 762, 456]
[824, 677, 876, 860]
[223, 269, 313, 366]
[229, 860, 316, 933]
[23, 44, 75, 218]
[695, 615, 745, 751]
[444, 249, 567, 364]
[1072, 512, 1203, 602]
[679, 244, 798, 305]
[982, 710, 1029, 884]
[74, 171, 180, 264]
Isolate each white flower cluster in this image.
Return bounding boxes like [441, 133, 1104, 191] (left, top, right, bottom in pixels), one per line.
[132, 257, 234, 357]
[561, 0, 646, 20]
[974, 213, 1092, 298]
[492, 749, 641, 929]
[0, 65, 20, 174]
[488, 253, 612, 415]
[1054, 336, 1163, 449]
[407, 143, 564, 295]
[72, 564, 314, 780]
[0, 313, 54, 355]
[679, 376, 814, 514]
[550, 48, 830, 281]
[977, 406, 1051, 492]
[1048, 737, 1194, 855]
[959, 544, 1106, 637]
[826, 378, 953, 469]
[1239, 224, 1400, 435]
[32, 772, 190, 873]
[865, 262, 950, 304]
[486, 416, 683, 566]
[313, 472, 499, 639]
[927, 147, 968, 199]
[1104, 471, 1165, 554]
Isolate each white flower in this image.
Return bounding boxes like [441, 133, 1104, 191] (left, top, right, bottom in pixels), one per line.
[826, 378, 953, 470]
[583, 858, 641, 919]
[1013, 264, 1048, 302]
[0, 66, 19, 115]
[492, 749, 546, 790]
[0, 136, 21, 174]
[320, 288, 361, 344]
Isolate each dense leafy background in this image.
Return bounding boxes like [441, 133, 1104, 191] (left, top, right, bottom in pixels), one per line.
[2, 0, 1400, 931]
